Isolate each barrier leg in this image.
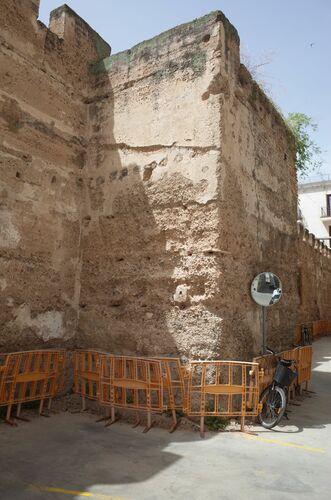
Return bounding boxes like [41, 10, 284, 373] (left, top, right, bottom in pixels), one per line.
[288, 386, 300, 406]
[39, 399, 50, 417]
[303, 381, 316, 393]
[82, 396, 87, 411]
[200, 416, 205, 438]
[132, 412, 140, 428]
[169, 409, 179, 433]
[240, 416, 246, 432]
[104, 407, 120, 427]
[5, 405, 17, 426]
[143, 411, 153, 433]
[14, 403, 30, 422]
[48, 398, 52, 411]
[287, 387, 292, 403]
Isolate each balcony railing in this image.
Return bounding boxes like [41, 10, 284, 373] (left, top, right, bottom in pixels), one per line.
[320, 207, 331, 218]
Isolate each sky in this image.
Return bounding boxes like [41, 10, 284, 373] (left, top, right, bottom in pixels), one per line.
[39, 0, 331, 180]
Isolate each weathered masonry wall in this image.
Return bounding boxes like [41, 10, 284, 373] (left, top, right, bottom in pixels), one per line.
[216, 45, 299, 356]
[0, 0, 110, 350]
[298, 223, 331, 323]
[78, 14, 226, 357]
[2, 2, 330, 359]
[78, 11, 299, 359]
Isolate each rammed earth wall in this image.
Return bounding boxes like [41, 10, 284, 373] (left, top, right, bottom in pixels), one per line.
[0, 0, 110, 350]
[297, 223, 331, 323]
[1, 1, 329, 358]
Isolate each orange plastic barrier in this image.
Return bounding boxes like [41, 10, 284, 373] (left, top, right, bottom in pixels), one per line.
[73, 350, 105, 410]
[100, 355, 165, 432]
[154, 357, 186, 432]
[313, 320, 331, 339]
[297, 345, 313, 389]
[295, 320, 331, 344]
[254, 346, 312, 398]
[0, 349, 66, 425]
[252, 354, 277, 395]
[73, 352, 186, 431]
[186, 361, 262, 437]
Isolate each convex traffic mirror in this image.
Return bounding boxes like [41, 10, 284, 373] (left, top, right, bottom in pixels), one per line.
[250, 272, 282, 307]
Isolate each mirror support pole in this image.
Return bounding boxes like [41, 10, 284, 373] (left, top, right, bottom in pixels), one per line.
[262, 306, 267, 354]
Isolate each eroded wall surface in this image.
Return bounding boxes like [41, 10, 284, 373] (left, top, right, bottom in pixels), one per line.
[1, 2, 328, 359]
[0, 0, 109, 350]
[298, 224, 331, 323]
[78, 14, 226, 357]
[216, 49, 299, 356]
[78, 12, 299, 359]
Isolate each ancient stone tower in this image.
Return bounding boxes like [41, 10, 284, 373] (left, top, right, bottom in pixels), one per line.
[3, 0, 329, 360]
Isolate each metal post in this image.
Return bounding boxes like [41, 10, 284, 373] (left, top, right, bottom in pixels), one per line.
[262, 306, 267, 354]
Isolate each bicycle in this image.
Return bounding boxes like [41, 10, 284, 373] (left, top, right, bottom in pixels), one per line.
[258, 348, 297, 429]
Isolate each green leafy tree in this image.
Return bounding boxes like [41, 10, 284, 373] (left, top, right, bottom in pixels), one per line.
[285, 113, 322, 177]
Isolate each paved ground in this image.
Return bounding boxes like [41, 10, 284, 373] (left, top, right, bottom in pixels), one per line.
[0, 337, 330, 500]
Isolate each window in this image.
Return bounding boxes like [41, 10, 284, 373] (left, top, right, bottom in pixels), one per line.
[327, 194, 331, 216]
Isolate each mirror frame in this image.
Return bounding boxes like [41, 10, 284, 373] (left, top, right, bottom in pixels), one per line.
[250, 272, 282, 307]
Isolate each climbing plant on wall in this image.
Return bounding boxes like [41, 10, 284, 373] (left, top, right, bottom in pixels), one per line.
[285, 113, 322, 178]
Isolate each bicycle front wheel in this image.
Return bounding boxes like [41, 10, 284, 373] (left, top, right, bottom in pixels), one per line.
[258, 385, 286, 429]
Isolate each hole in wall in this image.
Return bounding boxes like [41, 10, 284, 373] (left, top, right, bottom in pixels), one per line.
[16, 171, 21, 178]
[51, 175, 56, 184]
[143, 166, 153, 181]
[202, 34, 211, 43]
[119, 168, 128, 179]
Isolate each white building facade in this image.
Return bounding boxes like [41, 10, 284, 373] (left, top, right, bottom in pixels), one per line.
[298, 179, 331, 247]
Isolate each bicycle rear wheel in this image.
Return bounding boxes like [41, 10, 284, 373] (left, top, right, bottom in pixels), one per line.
[258, 385, 286, 429]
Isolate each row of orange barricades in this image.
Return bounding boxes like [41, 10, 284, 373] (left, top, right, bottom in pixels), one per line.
[73, 351, 265, 436]
[295, 320, 331, 345]
[73, 346, 313, 436]
[0, 349, 66, 425]
[312, 320, 331, 338]
[0, 346, 313, 436]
